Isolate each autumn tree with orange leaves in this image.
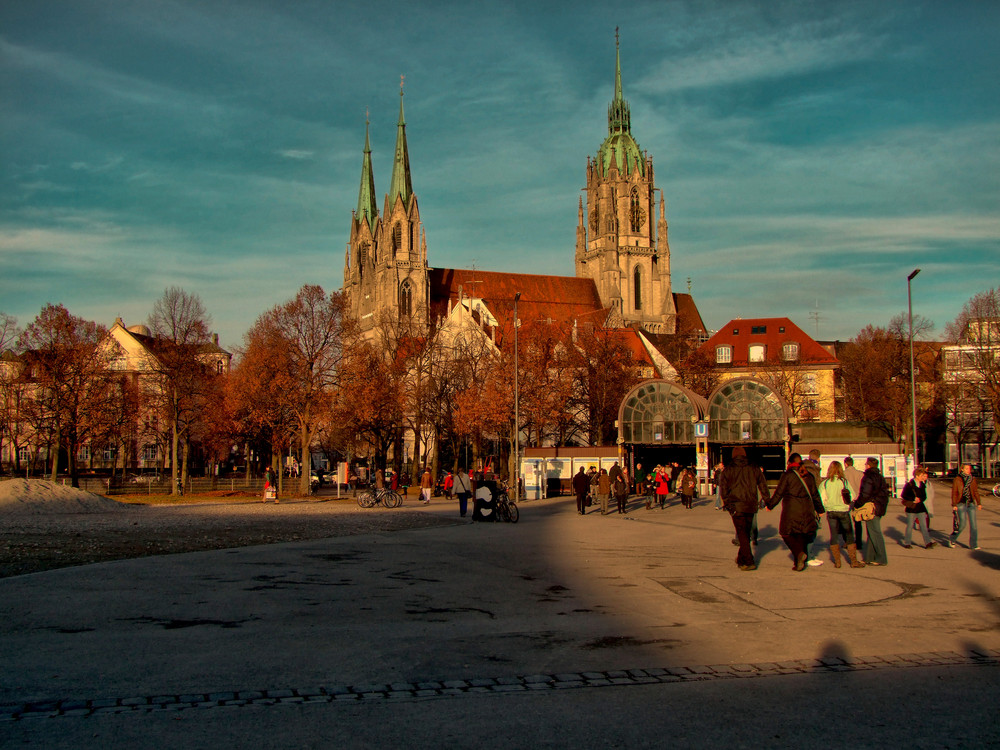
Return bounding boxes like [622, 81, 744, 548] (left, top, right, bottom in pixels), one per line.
[17, 304, 122, 486]
[241, 285, 353, 495]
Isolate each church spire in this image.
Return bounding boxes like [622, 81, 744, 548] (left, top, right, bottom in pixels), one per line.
[356, 112, 377, 230]
[387, 76, 413, 210]
[608, 27, 631, 135]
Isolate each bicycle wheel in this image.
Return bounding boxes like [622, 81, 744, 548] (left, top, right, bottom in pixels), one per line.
[385, 490, 402, 508]
[506, 500, 519, 523]
[357, 491, 376, 508]
[992, 484, 1000, 498]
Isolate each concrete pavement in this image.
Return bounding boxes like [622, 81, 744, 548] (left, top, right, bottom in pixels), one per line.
[2, 491, 998, 747]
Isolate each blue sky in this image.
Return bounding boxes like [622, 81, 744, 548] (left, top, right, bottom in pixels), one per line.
[2, 0, 998, 350]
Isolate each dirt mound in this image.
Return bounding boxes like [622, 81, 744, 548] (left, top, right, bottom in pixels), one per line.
[0, 479, 127, 514]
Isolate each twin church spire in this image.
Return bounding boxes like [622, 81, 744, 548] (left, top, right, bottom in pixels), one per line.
[355, 78, 414, 231]
[344, 77, 427, 334]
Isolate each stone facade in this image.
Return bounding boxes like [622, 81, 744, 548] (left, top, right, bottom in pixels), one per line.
[343, 36, 687, 340]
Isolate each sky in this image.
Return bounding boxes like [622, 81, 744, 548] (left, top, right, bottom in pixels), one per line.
[2, 0, 999, 352]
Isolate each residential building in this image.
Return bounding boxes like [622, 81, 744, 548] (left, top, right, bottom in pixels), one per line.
[696, 317, 839, 423]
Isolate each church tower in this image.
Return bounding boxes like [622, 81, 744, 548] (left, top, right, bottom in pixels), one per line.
[344, 81, 430, 335]
[575, 32, 676, 334]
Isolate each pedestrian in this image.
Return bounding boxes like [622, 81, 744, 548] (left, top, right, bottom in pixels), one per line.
[901, 467, 935, 549]
[263, 465, 278, 504]
[596, 468, 611, 515]
[843, 457, 864, 545]
[443, 470, 454, 500]
[712, 461, 725, 510]
[654, 466, 670, 509]
[854, 457, 890, 566]
[946, 463, 982, 550]
[818, 460, 865, 568]
[609, 461, 624, 485]
[390, 469, 399, 492]
[679, 468, 697, 509]
[573, 466, 590, 515]
[765, 453, 825, 571]
[802, 450, 824, 566]
[923, 472, 936, 530]
[669, 462, 682, 498]
[719, 447, 770, 571]
[420, 467, 432, 504]
[453, 467, 472, 518]
[375, 468, 385, 491]
[613, 473, 629, 514]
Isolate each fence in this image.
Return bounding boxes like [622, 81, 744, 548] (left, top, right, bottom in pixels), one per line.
[73, 476, 268, 497]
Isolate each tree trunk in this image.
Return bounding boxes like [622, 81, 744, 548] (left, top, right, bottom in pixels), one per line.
[181, 439, 190, 493]
[50, 426, 60, 481]
[300, 424, 312, 495]
[170, 392, 180, 495]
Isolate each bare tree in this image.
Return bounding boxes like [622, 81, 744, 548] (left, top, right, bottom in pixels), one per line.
[249, 285, 352, 495]
[147, 287, 213, 493]
[942, 288, 1000, 464]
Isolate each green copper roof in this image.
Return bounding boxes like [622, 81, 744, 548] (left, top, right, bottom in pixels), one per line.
[356, 117, 377, 230]
[598, 33, 645, 177]
[387, 86, 413, 210]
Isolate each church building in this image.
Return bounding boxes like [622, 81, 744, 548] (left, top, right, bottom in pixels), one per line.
[342, 35, 704, 368]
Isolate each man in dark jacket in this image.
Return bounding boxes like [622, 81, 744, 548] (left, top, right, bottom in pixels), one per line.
[858, 457, 889, 566]
[572, 466, 590, 515]
[719, 447, 770, 571]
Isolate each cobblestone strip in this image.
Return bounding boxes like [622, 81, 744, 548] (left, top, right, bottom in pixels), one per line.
[3, 649, 997, 721]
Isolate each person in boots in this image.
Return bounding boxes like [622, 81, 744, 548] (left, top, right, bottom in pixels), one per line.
[818, 460, 865, 568]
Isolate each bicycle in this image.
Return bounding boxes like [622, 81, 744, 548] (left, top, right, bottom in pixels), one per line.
[495, 481, 519, 523]
[357, 487, 402, 508]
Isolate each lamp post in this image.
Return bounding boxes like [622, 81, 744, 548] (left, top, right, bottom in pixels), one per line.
[907, 268, 921, 465]
[513, 292, 521, 500]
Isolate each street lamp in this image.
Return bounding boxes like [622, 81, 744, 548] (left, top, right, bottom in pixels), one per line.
[907, 268, 921, 465]
[513, 292, 521, 500]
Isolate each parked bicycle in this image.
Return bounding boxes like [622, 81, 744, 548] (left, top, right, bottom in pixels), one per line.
[357, 487, 402, 508]
[495, 481, 519, 523]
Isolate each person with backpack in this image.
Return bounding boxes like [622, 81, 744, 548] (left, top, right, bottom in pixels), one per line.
[857, 457, 890, 566]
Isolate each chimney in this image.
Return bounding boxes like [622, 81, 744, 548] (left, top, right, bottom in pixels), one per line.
[212, 333, 219, 346]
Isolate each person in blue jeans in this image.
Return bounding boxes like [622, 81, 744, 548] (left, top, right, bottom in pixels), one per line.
[947, 464, 982, 549]
[901, 467, 935, 549]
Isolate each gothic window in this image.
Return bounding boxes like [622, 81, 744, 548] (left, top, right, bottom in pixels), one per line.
[392, 223, 402, 253]
[399, 280, 413, 319]
[629, 187, 645, 232]
[633, 266, 643, 311]
[358, 241, 370, 278]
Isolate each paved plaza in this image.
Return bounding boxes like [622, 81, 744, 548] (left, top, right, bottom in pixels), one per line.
[2, 487, 998, 747]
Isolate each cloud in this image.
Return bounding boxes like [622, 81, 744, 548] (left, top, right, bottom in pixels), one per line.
[277, 149, 315, 160]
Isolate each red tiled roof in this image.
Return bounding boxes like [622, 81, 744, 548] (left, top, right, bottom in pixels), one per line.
[429, 268, 610, 344]
[699, 317, 838, 366]
[603, 328, 655, 367]
[673, 293, 706, 335]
